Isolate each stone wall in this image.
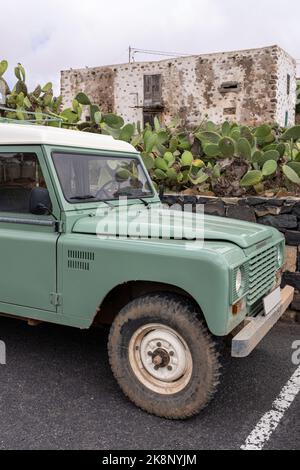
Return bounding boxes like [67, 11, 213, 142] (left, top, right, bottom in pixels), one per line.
[61, 45, 296, 128]
[162, 194, 300, 320]
[61, 67, 116, 115]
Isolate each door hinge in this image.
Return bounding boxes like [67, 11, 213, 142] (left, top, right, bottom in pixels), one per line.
[55, 221, 64, 233]
[50, 293, 62, 307]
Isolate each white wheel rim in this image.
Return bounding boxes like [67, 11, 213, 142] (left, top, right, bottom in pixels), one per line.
[128, 324, 193, 395]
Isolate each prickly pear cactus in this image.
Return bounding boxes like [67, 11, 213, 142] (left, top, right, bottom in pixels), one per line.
[1, 59, 300, 196]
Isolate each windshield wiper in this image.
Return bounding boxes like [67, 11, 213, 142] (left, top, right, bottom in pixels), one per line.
[70, 195, 96, 200]
[138, 198, 150, 207]
[114, 190, 151, 208]
[101, 200, 115, 208]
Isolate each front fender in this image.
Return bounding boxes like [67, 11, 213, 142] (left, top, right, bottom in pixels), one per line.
[57, 234, 245, 335]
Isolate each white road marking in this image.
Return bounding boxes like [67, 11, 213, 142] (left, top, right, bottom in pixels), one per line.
[241, 365, 300, 450]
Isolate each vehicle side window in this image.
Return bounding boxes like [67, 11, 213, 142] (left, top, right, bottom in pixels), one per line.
[0, 152, 48, 214]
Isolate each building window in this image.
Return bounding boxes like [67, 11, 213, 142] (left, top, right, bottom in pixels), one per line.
[285, 111, 289, 127]
[223, 107, 236, 115]
[144, 74, 162, 107]
[287, 74, 291, 95]
[219, 81, 241, 93]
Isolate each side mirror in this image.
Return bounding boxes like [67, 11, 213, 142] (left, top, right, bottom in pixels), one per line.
[29, 188, 52, 215]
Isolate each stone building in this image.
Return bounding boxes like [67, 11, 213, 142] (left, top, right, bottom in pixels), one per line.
[61, 45, 296, 128]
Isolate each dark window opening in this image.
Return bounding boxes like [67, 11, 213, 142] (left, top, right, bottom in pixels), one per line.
[219, 81, 241, 93]
[287, 74, 291, 95]
[143, 112, 162, 129]
[144, 74, 162, 107]
[285, 111, 289, 127]
[0, 153, 47, 213]
[223, 107, 236, 115]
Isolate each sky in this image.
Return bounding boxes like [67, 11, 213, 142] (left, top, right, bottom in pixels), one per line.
[1, 0, 299, 95]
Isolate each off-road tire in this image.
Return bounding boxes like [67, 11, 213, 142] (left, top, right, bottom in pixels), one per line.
[108, 293, 222, 420]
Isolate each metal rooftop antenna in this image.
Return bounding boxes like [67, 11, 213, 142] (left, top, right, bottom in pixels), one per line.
[128, 46, 193, 63]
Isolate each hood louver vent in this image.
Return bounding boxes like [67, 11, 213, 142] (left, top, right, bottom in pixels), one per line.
[67, 250, 95, 271]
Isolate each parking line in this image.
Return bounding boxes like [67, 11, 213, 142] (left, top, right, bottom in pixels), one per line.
[241, 365, 300, 450]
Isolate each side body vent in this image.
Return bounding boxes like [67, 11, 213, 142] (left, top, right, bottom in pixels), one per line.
[67, 250, 95, 271]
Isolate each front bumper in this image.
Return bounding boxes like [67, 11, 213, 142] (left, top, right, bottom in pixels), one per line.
[231, 285, 294, 358]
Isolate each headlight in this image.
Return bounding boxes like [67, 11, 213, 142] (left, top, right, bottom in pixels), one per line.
[235, 268, 243, 294]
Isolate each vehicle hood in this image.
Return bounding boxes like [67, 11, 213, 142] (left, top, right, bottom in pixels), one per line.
[71, 205, 273, 249]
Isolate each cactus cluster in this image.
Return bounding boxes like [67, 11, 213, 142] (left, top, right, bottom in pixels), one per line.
[0, 62, 62, 122]
[1, 60, 300, 196]
[66, 92, 135, 142]
[120, 116, 300, 195]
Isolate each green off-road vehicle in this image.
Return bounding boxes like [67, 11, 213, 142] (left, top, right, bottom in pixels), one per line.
[0, 123, 294, 419]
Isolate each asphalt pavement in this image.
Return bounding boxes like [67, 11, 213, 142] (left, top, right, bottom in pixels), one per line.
[0, 316, 299, 450]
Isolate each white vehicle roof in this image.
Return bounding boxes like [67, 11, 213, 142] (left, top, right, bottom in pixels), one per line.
[0, 123, 136, 153]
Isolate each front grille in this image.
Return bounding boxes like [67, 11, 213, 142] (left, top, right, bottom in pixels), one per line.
[248, 298, 264, 317]
[246, 245, 278, 306]
[231, 244, 279, 305]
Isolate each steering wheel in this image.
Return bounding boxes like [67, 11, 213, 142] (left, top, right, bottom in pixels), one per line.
[95, 180, 120, 200]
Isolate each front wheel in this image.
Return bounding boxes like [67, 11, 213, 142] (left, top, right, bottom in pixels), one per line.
[108, 294, 222, 419]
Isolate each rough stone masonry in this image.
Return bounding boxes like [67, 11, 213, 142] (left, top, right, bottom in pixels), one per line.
[162, 194, 300, 322]
[61, 45, 296, 128]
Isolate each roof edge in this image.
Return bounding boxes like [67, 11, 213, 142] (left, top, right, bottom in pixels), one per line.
[60, 44, 296, 74]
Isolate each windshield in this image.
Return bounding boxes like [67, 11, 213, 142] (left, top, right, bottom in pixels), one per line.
[52, 152, 154, 203]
